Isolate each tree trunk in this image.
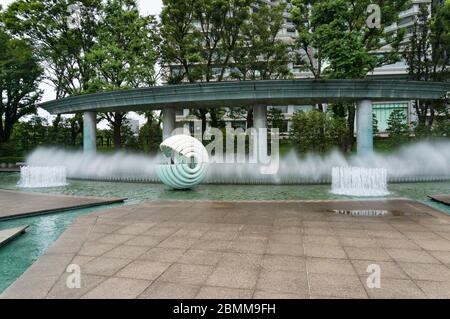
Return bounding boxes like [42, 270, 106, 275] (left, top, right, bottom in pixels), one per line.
[197, 110, 207, 135]
[113, 123, 122, 149]
[246, 108, 254, 129]
[0, 118, 4, 144]
[71, 123, 78, 146]
[429, 105, 435, 129]
[3, 119, 14, 143]
[345, 105, 356, 152]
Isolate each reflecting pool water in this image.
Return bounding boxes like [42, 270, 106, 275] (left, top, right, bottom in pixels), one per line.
[1, 172, 449, 202]
[0, 172, 449, 293]
[0, 203, 123, 293]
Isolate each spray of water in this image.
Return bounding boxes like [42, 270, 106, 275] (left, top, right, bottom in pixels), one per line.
[331, 167, 389, 196]
[18, 166, 67, 188]
[25, 141, 450, 184]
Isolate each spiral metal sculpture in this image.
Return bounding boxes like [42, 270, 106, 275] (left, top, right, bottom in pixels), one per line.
[156, 135, 209, 190]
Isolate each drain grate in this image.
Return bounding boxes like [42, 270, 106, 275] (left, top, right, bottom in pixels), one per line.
[332, 209, 392, 217]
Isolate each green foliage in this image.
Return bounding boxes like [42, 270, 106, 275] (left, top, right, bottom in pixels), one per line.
[431, 113, 450, 138]
[0, 27, 43, 144]
[373, 113, 379, 135]
[290, 0, 409, 151]
[267, 108, 285, 131]
[3, 0, 102, 97]
[161, 0, 291, 133]
[0, 156, 24, 164]
[413, 104, 450, 138]
[86, 0, 159, 149]
[9, 116, 48, 153]
[87, 0, 159, 90]
[138, 114, 162, 153]
[160, 0, 253, 84]
[231, 2, 292, 81]
[48, 115, 82, 147]
[290, 110, 348, 154]
[3, 0, 160, 151]
[0, 141, 20, 157]
[2, 114, 85, 157]
[291, 0, 409, 79]
[386, 110, 410, 145]
[209, 108, 227, 130]
[404, 2, 450, 134]
[121, 120, 139, 150]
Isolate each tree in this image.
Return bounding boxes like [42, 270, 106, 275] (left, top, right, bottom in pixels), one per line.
[290, 110, 347, 154]
[228, 1, 292, 129]
[267, 108, 285, 131]
[231, 2, 292, 81]
[404, 2, 450, 135]
[120, 119, 139, 150]
[160, 0, 252, 134]
[291, 0, 409, 150]
[87, 0, 159, 149]
[373, 113, 379, 136]
[387, 109, 410, 145]
[10, 115, 49, 152]
[161, 0, 252, 83]
[160, 0, 202, 84]
[138, 112, 163, 153]
[3, 0, 102, 98]
[0, 27, 42, 144]
[3, 0, 103, 149]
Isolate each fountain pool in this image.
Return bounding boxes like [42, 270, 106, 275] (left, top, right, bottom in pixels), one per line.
[0, 171, 449, 294]
[0, 171, 449, 205]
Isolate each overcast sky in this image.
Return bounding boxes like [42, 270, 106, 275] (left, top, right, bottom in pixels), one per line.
[0, 0, 164, 126]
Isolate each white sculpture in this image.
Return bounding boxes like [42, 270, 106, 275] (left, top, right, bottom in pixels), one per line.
[156, 135, 209, 190]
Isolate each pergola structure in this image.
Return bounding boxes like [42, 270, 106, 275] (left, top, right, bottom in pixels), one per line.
[39, 79, 450, 156]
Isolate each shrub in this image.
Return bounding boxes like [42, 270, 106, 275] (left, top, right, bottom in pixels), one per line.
[290, 110, 348, 153]
[387, 110, 410, 145]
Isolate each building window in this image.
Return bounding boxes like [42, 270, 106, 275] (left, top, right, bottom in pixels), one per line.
[373, 102, 409, 133]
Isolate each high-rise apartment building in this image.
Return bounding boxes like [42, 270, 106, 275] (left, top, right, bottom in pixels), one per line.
[175, 0, 436, 135]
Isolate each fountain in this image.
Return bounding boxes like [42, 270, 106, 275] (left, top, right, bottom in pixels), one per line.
[23, 141, 450, 184]
[331, 167, 389, 197]
[18, 166, 67, 188]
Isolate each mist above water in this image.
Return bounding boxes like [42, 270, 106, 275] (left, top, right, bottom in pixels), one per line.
[25, 141, 450, 184]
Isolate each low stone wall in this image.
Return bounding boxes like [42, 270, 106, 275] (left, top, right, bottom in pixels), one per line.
[0, 162, 22, 171]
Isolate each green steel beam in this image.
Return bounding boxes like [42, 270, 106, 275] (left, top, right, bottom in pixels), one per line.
[39, 79, 450, 115]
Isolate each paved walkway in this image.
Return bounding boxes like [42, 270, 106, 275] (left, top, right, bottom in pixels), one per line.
[429, 195, 450, 206]
[2, 199, 450, 299]
[0, 226, 28, 248]
[0, 189, 126, 220]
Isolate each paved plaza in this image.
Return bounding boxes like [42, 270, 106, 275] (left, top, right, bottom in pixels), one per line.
[0, 226, 28, 248]
[0, 189, 125, 220]
[2, 199, 450, 299]
[429, 195, 450, 206]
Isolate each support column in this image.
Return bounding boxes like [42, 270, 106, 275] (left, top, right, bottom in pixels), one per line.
[253, 105, 268, 163]
[162, 107, 176, 140]
[357, 100, 373, 157]
[253, 105, 267, 130]
[83, 111, 97, 153]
